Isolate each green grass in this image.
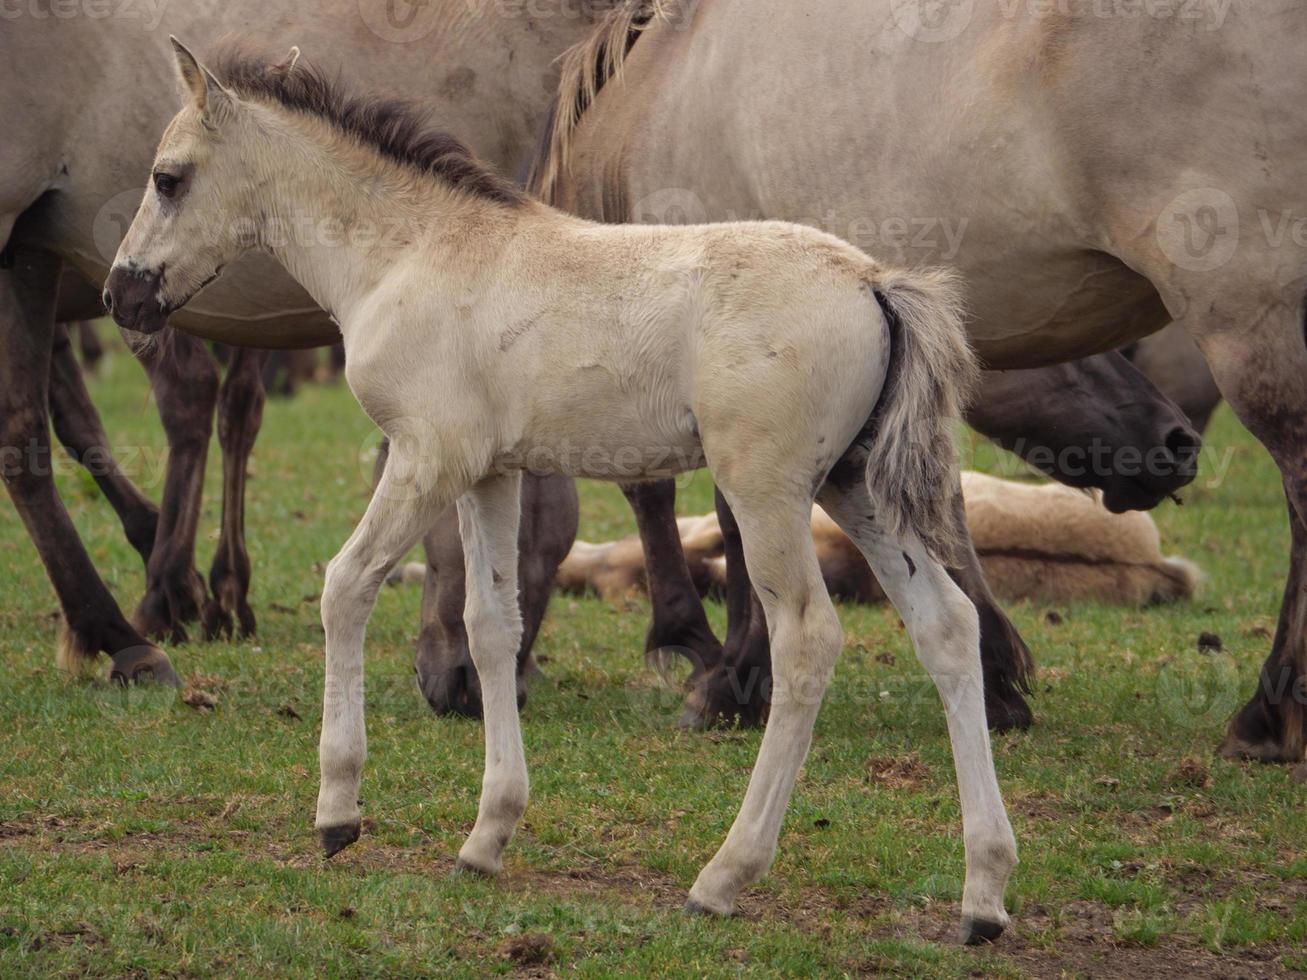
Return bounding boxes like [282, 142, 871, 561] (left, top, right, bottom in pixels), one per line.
[1, 337, 1304, 977]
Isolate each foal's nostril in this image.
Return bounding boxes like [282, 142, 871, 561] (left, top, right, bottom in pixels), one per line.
[102, 288, 113, 312]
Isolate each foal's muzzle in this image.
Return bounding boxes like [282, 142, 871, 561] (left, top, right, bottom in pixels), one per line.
[103, 264, 170, 334]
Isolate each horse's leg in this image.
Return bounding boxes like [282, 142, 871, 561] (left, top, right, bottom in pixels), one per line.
[686, 484, 1034, 732]
[414, 504, 479, 715]
[1188, 307, 1307, 763]
[75, 321, 104, 374]
[133, 332, 220, 642]
[817, 481, 1016, 943]
[415, 473, 578, 716]
[453, 472, 530, 875]
[685, 483, 843, 915]
[621, 480, 722, 679]
[944, 488, 1035, 731]
[48, 322, 159, 563]
[316, 453, 456, 856]
[204, 346, 268, 639]
[0, 247, 176, 684]
[679, 486, 772, 728]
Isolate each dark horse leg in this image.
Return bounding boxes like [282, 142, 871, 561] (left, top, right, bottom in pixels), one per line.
[74, 321, 104, 373]
[414, 471, 579, 716]
[1189, 307, 1307, 766]
[0, 246, 176, 684]
[204, 346, 268, 639]
[681, 484, 1035, 731]
[132, 332, 221, 643]
[48, 322, 159, 563]
[620, 479, 724, 682]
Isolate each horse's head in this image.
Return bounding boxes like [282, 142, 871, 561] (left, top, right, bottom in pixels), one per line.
[967, 351, 1201, 512]
[104, 38, 285, 332]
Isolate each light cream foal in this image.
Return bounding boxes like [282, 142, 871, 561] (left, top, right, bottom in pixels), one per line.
[105, 41, 1017, 943]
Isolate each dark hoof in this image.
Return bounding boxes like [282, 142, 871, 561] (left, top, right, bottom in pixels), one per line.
[683, 899, 712, 916]
[109, 646, 181, 688]
[417, 656, 529, 718]
[679, 667, 768, 731]
[984, 692, 1034, 733]
[132, 568, 210, 644]
[319, 822, 361, 859]
[960, 917, 1005, 945]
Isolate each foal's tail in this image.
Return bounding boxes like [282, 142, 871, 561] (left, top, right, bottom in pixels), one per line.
[863, 269, 979, 563]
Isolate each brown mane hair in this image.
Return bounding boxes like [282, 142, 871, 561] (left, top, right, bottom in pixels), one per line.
[525, 0, 664, 203]
[209, 42, 526, 207]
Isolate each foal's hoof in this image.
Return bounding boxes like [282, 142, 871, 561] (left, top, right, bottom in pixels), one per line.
[452, 857, 497, 878]
[959, 917, 1006, 945]
[683, 896, 732, 917]
[109, 646, 181, 688]
[678, 667, 768, 731]
[319, 822, 361, 859]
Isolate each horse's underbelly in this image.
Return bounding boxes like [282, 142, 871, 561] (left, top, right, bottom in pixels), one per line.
[962, 252, 1171, 370]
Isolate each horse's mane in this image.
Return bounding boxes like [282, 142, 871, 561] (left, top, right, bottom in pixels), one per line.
[525, 0, 665, 203]
[209, 41, 525, 207]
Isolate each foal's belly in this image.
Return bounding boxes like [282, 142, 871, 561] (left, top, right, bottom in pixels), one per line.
[501, 427, 706, 483]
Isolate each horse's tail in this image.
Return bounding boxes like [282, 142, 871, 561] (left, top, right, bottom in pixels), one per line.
[526, 0, 664, 202]
[863, 268, 978, 563]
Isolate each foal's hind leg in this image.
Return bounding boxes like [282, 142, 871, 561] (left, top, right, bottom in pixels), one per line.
[818, 482, 1017, 943]
[316, 452, 458, 856]
[453, 473, 530, 875]
[686, 487, 844, 915]
[205, 346, 268, 639]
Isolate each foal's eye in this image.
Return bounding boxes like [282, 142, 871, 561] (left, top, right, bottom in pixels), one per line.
[153, 172, 181, 199]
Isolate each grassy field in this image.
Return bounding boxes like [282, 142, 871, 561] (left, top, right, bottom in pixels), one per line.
[1, 337, 1304, 978]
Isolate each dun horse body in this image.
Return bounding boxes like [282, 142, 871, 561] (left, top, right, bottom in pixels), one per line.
[539, 0, 1307, 765]
[106, 44, 1016, 941]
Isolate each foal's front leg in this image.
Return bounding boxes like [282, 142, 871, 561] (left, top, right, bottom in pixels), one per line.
[316, 453, 456, 856]
[453, 472, 529, 875]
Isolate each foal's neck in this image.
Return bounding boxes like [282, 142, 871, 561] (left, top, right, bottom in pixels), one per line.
[246, 108, 526, 329]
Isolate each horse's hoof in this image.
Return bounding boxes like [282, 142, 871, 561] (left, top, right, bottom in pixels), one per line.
[452, 857, 496, 877]
[683, 898, 711, 915]
[109, 646, 181, 688]
[319, 822, 361, 859]
[984, 693, 1034, 733]
[960, 917, 1005, 945]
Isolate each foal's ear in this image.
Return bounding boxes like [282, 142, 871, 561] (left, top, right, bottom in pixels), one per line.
[271, 46, 301, 76]
[169, 37, 234, 123]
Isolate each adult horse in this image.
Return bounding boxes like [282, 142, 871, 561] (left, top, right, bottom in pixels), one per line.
[533, 0, 1307, 764]
[3, 0, 1198, 706]
[0, 0, 620, 682]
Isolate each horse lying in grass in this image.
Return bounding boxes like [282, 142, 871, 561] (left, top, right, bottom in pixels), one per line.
[558, 472, 1202, 608]
[105, 41, 1016, 941]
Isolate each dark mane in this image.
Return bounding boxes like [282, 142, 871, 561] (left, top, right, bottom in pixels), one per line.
[210, 43, 526, 207]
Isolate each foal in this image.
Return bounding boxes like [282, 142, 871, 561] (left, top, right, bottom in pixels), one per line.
[105, 42, 1017, 942]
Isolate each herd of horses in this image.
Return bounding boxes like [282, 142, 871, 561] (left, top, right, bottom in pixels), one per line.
[4, 0, 1305, 945]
